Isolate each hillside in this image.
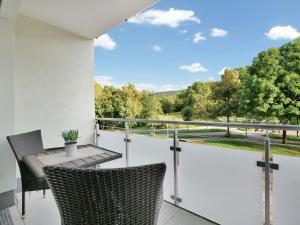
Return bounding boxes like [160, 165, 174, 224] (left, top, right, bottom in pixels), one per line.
[153, 90, 180, 97]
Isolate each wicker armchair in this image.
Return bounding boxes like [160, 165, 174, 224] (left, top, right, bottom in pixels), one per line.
[7, 130, 52, 218]
[43, 163, 166, 225]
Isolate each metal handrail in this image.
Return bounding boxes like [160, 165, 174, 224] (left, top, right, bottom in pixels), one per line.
[96, 117, 300, 131]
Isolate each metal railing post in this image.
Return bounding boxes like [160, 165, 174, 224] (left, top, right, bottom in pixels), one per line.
[95, 121, 100, 146]
[173, 127, 180, 206]
[264, 130, 271, 225]
[166, 123, 169, 138]
[125, 122, 130, 167]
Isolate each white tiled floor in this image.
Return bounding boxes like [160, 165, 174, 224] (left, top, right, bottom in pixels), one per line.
[10, 191, 216, 225]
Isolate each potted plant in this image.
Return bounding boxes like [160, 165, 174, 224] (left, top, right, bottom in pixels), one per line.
[62, 129, 79, 157]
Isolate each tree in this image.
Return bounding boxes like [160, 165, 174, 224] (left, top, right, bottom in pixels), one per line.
[160, 97, 174, 114]
[176, 88, 197, 110]
[95, 82, 103, 100]
[277, 38, 300, 143]
[212, 69, 240, 135]
[120, 84, 142, 118]
[95, 84, 142, 119]
[239, 39, 300, 143]
[140, 91, 162, 119]
[181, 106, 193, 121]
[175, 81, 213, 119]
[193, 96, 208, 118]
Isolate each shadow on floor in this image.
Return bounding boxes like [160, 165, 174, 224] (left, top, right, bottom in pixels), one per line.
[5, 191, 217, 225]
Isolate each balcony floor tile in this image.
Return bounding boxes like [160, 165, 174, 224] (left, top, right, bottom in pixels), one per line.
[6, 191, 216, 225]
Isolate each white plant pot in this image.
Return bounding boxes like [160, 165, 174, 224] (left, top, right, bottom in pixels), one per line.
[65, 143, 77, 157]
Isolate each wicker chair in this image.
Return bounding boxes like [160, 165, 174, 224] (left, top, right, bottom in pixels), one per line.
[43, 163, 166, 225]
[7, 130, 52, 218]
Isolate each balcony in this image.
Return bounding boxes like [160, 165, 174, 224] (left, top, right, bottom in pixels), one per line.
[1, 1, 299, 225]
[1, 118, 300, 225]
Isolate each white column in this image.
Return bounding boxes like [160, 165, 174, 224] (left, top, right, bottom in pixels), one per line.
[0, 18, 17, 196]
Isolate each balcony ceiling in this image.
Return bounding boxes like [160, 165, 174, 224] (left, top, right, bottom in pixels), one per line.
[1, 0, 158, 38]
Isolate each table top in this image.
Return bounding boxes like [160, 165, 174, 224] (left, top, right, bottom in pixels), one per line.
[23, 144, 122, 178]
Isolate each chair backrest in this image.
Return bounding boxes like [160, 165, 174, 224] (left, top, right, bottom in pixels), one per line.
[44, 163, 166, 225]
[7, 130, 44, 161]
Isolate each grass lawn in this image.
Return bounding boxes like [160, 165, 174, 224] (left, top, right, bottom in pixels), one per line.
[177, 128, 225, 133]
[131, 127, 226, 134]
[178, 135, 204, 139]
[177, 133, 245, 139]
[203, 140, 300, 157]
[269, 133, 300, 142]
[223, 134, 246, 139]
[238, 128, 255, 131]
[158, 112, 182, 121]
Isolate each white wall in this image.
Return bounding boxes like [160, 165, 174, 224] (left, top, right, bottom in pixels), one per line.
[0, 18, 17, 193]
[15, 15, 95, 147]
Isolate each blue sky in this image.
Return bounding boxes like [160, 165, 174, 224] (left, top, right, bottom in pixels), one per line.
[94, 0, 300, 92]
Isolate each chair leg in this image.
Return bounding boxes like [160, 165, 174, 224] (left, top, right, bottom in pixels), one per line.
[21, 190, 25, 219]
[43, 188, 46, 198]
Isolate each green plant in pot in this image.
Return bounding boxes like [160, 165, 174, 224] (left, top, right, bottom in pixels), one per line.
[62, 129, 79, 157]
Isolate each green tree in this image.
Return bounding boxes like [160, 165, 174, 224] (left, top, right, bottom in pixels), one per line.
[239, 39, 300, 143]
[175, 81, 213, 119]
[277, 38, 300, 142]
[140, 91, 162, 119]
[95, 84, 142, 119]
[95, 82, 103, 100]
[120, 84, 142, 118]
[181, 106, 193, 121]
[176, 87, 197, 110]
[193, 96, 210, 118]
[212, 69, 240, 135]
[160, 97, 174, 114]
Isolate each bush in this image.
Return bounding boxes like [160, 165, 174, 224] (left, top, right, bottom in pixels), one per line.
[181, 107, 193, 121]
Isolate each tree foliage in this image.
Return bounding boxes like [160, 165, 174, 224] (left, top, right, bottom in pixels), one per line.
[140, 91, 162, 119]
[238, 38, 300, 143]
[212, 69, 240, 119]
[175, 81, 213, 119]
[95, 83, 161, 120]
[181, 106, 193, 121]
[211, 69, 240, 135]
[160, 97, 174, 114]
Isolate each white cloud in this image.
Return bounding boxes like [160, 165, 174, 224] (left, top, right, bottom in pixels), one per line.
[218, 67, 229, 75]
[152, 45, 162, 52]
[94, 75, 123, 88]
[94, 34, 116, 50]
[135, 83, 182, 92]
[180, 63, 207, 73]
[208, 76, 215, 81]
[128, 8, 200, 28]
[95, 76, 183, 92]
[265, 25, 300, 40]
[180, 29, 188, 34]
[211, 28, 228, 37]
[193, 32, 206, 43]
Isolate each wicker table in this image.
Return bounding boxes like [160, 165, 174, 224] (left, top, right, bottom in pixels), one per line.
[22, 144, 122, 178]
